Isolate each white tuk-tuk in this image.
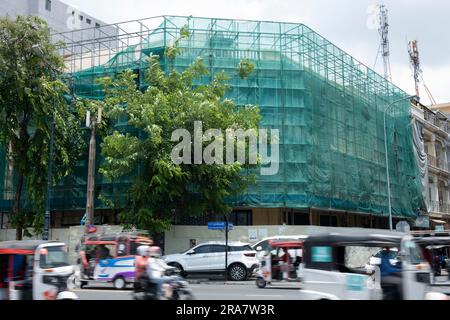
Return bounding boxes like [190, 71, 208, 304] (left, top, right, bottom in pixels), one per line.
[299, 232, 446, 300]
[0, 241, 78, 300]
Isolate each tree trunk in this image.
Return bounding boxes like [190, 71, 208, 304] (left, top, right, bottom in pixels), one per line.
[12, 173, 24, 240]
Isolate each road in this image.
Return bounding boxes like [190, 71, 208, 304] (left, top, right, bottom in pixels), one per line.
[74, 282, 304, 300]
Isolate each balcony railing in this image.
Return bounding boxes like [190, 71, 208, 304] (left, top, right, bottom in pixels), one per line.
[430, 201, 450, 214]
[424, 109, 450, 133]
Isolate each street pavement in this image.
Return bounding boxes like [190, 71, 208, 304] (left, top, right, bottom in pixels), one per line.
[74, 281, 304, 300]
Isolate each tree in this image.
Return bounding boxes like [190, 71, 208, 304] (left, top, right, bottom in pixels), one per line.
[0, 16, 84, 239]
[88, 29, 261, 232]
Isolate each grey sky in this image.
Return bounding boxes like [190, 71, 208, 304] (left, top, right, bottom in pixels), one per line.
[61, 0, 450, 104]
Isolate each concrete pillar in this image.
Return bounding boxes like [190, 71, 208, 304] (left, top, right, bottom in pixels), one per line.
[430, 135, 437, 158]
[430, 175, 439, 212]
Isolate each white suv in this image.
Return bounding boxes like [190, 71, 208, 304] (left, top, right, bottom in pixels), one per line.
[162, 242, 259, 281]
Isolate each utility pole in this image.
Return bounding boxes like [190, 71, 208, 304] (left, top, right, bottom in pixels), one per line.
[224, 214, 229, 281]
[85, 108, 102, 233]
[408, 40, 421, 99]
[43, 120, 55, 241]
[378, 5, 392, 82]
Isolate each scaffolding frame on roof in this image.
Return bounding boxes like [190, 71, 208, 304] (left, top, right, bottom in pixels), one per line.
[0, 15, 424, 218]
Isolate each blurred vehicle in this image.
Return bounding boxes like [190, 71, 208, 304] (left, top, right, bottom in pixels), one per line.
[0, 241, 78, 300]
[299, 232, 437, 300]
[162, 241, 259, 281]
[133, 268, 193, 300]
[414, 235, 450, 296]
[78, 233, 153, 289]
[369, 248, 399, 266]
[252, 235, 308, 260]
[255, 240, 304, 288]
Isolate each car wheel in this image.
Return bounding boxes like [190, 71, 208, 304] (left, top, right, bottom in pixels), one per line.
[113, 276, 126, 290]
[256, 277, 266, 288]
[228, 264, 247, 281]
[80, 280, 88, 289]
[169, 263, 187, 278]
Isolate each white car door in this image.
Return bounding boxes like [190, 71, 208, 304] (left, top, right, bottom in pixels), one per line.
[211, 245, 228, 271]
[184, 245, 216, 272]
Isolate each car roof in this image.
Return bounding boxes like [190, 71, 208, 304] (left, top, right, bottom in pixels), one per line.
[414, 237, 450, 246]
[257, 235, 308, 242]
[197, 241, 251, 246]
[0, 240, 62, 251]
[304, 232, 404, 247]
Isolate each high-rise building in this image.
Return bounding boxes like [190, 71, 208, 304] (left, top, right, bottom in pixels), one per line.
[0, 0, 117, 51]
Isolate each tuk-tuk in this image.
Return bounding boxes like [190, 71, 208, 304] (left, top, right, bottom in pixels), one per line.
[255, 240, 304, 288]
[299, 232, 436, 300]
[0, 241, 78, 300]
[413, 235, 450, 295]
[78, 233, 153, 289]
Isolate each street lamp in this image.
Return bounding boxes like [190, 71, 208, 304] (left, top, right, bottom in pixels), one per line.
[384, 95, 419, 231]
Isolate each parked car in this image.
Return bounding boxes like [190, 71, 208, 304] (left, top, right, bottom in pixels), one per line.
[162, 242, 259, 281]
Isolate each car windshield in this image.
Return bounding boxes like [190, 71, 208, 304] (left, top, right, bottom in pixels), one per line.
[40, 246, 70, 269]
[374, 250, 398, 259]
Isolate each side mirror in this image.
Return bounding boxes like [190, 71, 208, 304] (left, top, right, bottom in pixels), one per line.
[256, 246, 263, 252]
[186, 250, 195, 255]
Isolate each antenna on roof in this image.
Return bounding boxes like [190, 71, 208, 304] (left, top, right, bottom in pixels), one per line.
[408, 40, 421, 100]
[377, 5, 392, 82]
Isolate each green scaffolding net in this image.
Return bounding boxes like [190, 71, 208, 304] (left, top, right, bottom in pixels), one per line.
[1, 16, 424, 219]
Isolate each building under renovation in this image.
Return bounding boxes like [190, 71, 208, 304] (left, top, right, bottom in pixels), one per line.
[0, 15, 426, 230]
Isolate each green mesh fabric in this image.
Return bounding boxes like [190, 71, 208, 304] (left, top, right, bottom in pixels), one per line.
[19, 16, 424, 218]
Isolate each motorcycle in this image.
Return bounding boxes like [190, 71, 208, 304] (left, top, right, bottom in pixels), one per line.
[132, 269, 193, 300]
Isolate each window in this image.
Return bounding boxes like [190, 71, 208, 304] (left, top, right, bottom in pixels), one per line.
[45, 0, 52, 11]
[287, 211, 310, 225]
[229, 245, 253, 252]
[210, 245, 226, 253]
[95, 23, 101, 28]
[86, 18, 91, 24]
[193, 245, 213, 254]
[320, 215, 338, 227]
[39, 246, 70, 269]
[229, 210, 252, 226]
[79, 15, 84, 21]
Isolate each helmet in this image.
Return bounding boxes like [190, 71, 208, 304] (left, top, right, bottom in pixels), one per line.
[149, 246, 161, 257]
[137, 245, 150, 257]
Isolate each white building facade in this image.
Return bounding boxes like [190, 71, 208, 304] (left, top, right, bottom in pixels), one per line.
[412, 103, 450, 229]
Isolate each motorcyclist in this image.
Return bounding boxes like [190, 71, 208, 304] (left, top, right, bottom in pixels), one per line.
[379, 247, 402, 299]
[146, 246, 175, 299]
[134, 245, 150, 291]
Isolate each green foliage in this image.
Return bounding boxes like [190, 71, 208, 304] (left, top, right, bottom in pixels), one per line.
[94, 33, 261, 231]
[0, 16, 84, 237]
[165, 25, 190, 63]
[237, 59, 255, 79]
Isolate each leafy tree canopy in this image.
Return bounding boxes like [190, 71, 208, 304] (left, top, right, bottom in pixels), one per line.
[0, 16, 84, 238]
[81, 29, 260, 233]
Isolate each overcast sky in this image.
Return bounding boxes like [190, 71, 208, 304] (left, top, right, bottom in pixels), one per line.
[61, 0, 450, 104]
